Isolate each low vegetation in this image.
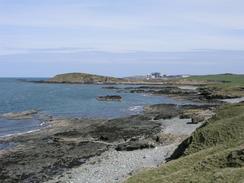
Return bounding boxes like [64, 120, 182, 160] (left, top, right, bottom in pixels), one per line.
[47, 72, 124, 84]
[187, 74, 244, 97]
[188, 74, 244, 86]
[126, 103, 244, 183]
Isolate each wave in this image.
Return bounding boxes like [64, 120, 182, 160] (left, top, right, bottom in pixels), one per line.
[128, 106, 143, 113]
[0, 129, 41, 138]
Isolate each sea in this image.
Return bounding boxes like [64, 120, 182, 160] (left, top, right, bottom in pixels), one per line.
[0, 78, 190, 137]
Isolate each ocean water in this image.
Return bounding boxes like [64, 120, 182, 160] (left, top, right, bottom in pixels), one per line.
[0, 78, 188, 137]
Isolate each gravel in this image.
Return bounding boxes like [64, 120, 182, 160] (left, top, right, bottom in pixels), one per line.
[161, 117, 201, 136]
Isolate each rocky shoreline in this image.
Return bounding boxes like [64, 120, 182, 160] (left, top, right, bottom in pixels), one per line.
[0, 102, 216, 183]
[3, 75, 241, 182]
[0, 83, 231, 183]
[47, 117, 203, 183]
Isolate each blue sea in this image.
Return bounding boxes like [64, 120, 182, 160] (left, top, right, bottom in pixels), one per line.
[0, 78, 189, 137]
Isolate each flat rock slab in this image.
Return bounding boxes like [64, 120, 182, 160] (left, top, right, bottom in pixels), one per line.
[1, 110, 38, 120]
[0, 115, 162, 183]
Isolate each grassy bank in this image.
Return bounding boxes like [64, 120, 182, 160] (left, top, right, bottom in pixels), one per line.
[126, 103, 244, 183]
[186, 74, 244, 97]
[188, 74, 244, 86]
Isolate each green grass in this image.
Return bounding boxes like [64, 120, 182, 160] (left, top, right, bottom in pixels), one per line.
[188, 74, 244, 87]
[186, 74, 244, 97]
[125, 104, 244, 183]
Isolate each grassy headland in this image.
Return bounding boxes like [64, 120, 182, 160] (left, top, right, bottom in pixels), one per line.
[185, 74, 244, 98]
[188, 74, 244, 86]
[125, 103, 244, 183]
[47, 72, 125, 84]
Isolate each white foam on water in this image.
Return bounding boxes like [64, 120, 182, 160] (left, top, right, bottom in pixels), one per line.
[128, 106, 143, 112]
[0, 129, 40, 138]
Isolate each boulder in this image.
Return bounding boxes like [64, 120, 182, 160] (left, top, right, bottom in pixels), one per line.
[179, 105, 216, 124]
[144, 104, 179, 120]
[191, 115, 205, 124]
[227, 148, 244, 167]
[116, 140, 155, 151]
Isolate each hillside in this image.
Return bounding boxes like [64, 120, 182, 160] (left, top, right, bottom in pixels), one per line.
[183, 74, 244, 98]
[126, 103, 244, 183]
[47, 72, 125, 84]
[188, 74, 244, 86]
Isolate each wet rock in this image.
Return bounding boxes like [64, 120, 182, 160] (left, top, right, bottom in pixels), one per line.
[102, 86, 120, 90]
[1, 110, 38, 120]
[96, 95, 122, 101]
[0, 112, 164, 182]
[129, 89, 147, 93]
[0, 140, 108, 183]
[152, 87, 194, 95]
[88, 116, 161, 142]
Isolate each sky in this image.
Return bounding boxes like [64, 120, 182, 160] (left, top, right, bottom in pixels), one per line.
[0, 0, 244, 77]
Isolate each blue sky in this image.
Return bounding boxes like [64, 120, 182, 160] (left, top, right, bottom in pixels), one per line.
[0, 0, 244, 77]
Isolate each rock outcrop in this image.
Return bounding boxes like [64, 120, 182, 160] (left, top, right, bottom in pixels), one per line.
[96, 95, 122, 101]
[144, 104, 179, 120]
[0, 114, 162, 182]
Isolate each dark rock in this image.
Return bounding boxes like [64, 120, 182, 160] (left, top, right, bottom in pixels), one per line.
[151, 87, 193, 95]
[239, 87, 244, 91]
[96, 95, 122, 101]
[191, 115, 205, 124]
[144, 104, 177, 113]
[227, 149, 244, 167]
[99, 136, 109, 141]
[130, 89, 147, 93]
[102, 86, 120, 90]
[0, 140, 108, 183]
[88, 116, 161, 142]
[116, 141, 155, 151]
[0, 112, 163, 182]
[153, 113, 177, 120]
[167, 136, 192, 161]
[198, 87, 238, 100]
[144, 104, 179, 120]
[179, 104, 217, 110]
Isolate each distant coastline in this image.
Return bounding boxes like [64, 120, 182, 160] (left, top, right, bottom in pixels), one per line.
[30, 72, 208, 86]
[1, 74, 244, 183]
